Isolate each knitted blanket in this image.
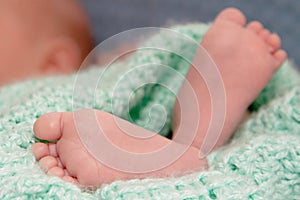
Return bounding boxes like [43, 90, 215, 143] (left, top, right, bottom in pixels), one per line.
[0, 23, 299, 199]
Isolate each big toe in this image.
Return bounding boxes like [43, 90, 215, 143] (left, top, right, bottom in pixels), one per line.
[215, 8, 246, 26]
[34, 112, 63, 141]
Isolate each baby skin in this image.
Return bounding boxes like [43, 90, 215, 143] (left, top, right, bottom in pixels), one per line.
[32, 8, 286, 188]
[0, 0, 92, 86]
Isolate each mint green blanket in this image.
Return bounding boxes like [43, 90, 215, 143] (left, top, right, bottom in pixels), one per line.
[0, 24, 299, 199]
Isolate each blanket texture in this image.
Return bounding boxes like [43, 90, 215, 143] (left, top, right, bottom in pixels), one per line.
[0, 23, 300, 199]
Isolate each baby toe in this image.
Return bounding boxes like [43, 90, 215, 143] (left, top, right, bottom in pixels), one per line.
[247, 21, 264, 33]
[260, 29, 271, 40]
[273, 49, 287, 66]
[62, 176, 80, 185]
[32, 143, 50, 160]
[34, 112, 64, 141]
[48, 166, 65, 177]
[267, 33, 281, 52]
[39, 156, 58, 172]
[215, 8, 246, 26]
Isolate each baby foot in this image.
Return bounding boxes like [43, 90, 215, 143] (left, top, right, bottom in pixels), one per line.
[204, 8, 286, 105]
[178, 8, 286, 149]
[32, 110, 206, 187]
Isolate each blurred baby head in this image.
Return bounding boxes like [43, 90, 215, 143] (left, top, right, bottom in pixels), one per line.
[0, 0, 92, 86]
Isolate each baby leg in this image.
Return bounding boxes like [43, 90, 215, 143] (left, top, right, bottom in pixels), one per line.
[172, 8, 286, 152]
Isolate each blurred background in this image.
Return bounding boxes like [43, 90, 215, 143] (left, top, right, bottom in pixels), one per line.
[79, 0, 300, 68]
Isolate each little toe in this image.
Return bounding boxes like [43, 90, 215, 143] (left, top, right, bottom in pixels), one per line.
[32, 143, 50, 160]
[48, 166, 65, 177]
[34, 112, 63, 141]
[39, 156, 58, 172]
[267, 33, 281, 52]
[215, 8, 246, 26]
[247, 21, 264, 33]
[273, 49, 287, 66]
[63, 176, 80, 186]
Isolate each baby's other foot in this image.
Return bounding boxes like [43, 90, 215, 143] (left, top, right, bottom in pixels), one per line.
[32, 110, 206, 187]
[202, 8, 286, 104]
[181, 8, 286, 149]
